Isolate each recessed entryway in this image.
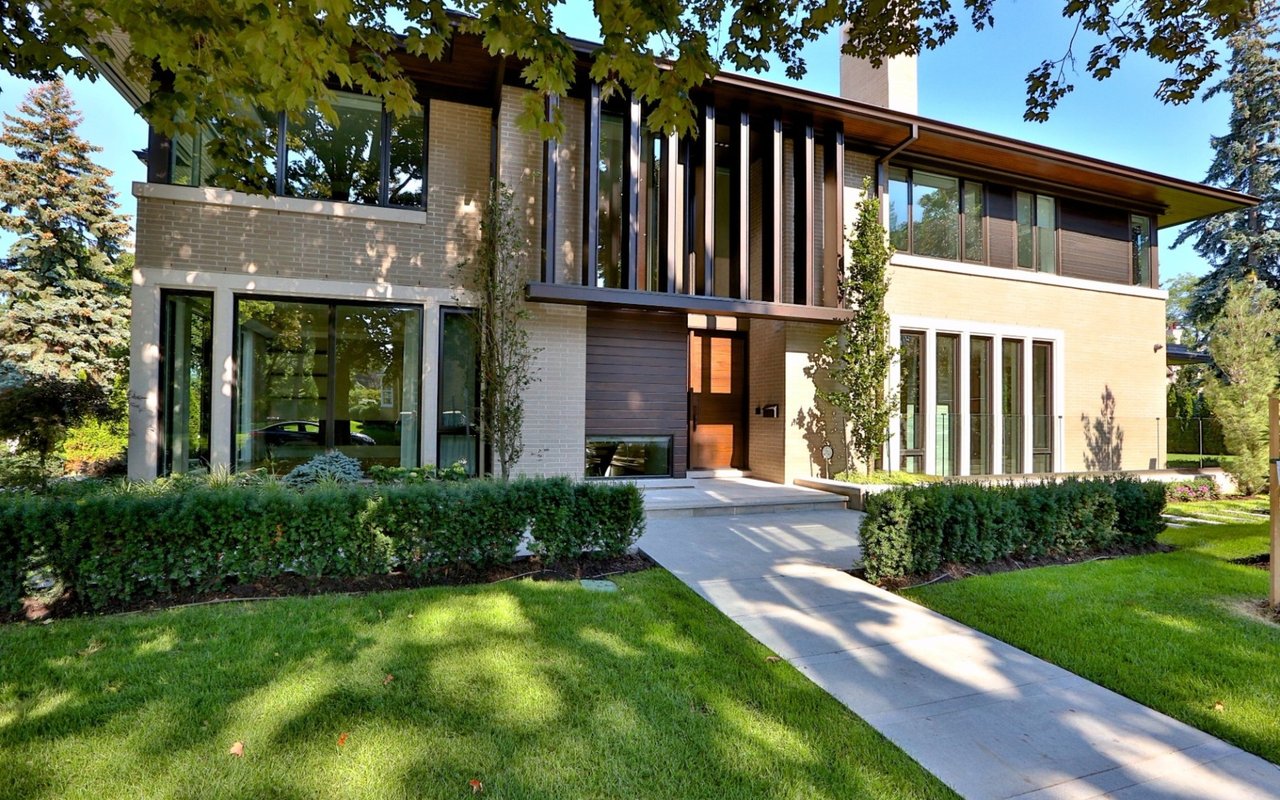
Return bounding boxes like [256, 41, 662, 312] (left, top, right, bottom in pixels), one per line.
[688, 331, 747, 471]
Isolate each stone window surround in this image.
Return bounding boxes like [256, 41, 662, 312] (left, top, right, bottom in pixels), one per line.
[887, 314, 1067, 476]
[128, 266, 474, 481]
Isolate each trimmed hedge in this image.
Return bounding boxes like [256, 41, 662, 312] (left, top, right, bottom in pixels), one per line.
[0, 477, 646, 612]
[860, 477, 1166, 584]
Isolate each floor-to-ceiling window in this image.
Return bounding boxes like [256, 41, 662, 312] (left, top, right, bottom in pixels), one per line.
[900, 332, 925, 473]
[596, 107, 626, 288]
[1001, 338, 1023, 473]
[969, 336, 992, 475]
[160, 292, 214, 475]
[1032, 341, 1054, 472]
[235, 298, 422, 472]
[438, 309, 480, 476]
[935, 333, 959, 476]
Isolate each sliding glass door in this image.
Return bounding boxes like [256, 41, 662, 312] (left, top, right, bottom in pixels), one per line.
[235, 298, 422, 472]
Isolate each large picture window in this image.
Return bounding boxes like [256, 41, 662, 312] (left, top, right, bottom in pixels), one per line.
[160, 292, 214, 475]
[235, 298, 423, 472]
[1130, 215, 1152, 287]
[900, 331, 925, 473]
[438, 309, 480, 476]
[888, 167, 985, 264]
[1017, 192, 1058, 273]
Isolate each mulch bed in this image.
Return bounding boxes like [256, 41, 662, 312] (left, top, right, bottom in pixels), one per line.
[854, 542, 1174, 591]
[8, 552, 656, 624]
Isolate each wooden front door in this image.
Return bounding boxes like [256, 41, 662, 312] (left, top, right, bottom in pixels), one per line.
[688, 331, 747, 470]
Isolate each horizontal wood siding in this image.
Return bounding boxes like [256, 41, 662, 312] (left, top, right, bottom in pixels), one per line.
[585, 308, 689, 477]
[986, 186, 1016, 268]
[1059, 200, 1130, 284]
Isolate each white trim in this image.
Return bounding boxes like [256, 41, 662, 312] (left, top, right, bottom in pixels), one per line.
[891, 252, 1167, 301]
[957, 334, 971, 477]
[133, 181, 430, 226]
[889, 314, 1066, 477]
[128, 267, 473, 480]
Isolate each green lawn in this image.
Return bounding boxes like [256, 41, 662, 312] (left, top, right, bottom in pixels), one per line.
[1166, 498, 1269, 526]
[0, 570, 954, 800]
[1166, 453, 1238, 471]
[905, 518, 1280, 765]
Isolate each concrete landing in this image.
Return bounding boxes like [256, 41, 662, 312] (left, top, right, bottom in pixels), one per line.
[639, 511, 1280, 800]
[642, 476, 848, 518]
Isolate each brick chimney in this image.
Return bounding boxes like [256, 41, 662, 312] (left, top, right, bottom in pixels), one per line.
[839, 32, 918, 115]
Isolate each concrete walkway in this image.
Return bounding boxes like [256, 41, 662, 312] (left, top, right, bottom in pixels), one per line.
[639, 509, 1280, 800]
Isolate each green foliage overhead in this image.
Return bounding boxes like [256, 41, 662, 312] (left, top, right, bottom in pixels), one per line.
[1202, 280, 1280, 495]
[0, 1, 1254, 173]
[0, 80, 131, 391]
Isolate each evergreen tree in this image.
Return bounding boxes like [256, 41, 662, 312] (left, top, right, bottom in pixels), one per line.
[1203, 280, 1280, 495]
[816, 178, 896, 475]
[1174, 1, 1280, 324]
[0, 80, 132, 389]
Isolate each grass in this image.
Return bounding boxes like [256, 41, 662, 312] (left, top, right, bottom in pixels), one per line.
[0, 570, 954, 800]
[1166, 497, 1269, 524]
[1166, 453, 1239, 470]
[905, 514, 1280, 765]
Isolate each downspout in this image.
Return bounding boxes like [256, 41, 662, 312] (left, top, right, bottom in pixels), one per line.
[874, 123, 919, 197]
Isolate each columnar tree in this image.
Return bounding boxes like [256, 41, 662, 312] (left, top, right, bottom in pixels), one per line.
[461, 181, 540, 480]
[1174, 1, 1280, 324]
[1203, 280, 1280, 494]
[816, 177, 896, 475]
[0, 80, 132, 390]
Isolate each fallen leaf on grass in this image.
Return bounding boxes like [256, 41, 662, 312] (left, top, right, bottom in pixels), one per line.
[228, 741, 244, 757]
[337, 732, 349, 747]
[383, 673, 395, 686]
[765, 656, 781, 663]
[1213, 701, 1225, 712]
[469, 778, 484, 794]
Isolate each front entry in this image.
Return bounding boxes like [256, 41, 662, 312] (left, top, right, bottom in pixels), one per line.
[688, 331, 747, 470]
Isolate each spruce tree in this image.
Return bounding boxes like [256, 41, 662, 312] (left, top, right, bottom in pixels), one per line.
[0, 80, 132, 389]
[1174, 1, 1280, 324]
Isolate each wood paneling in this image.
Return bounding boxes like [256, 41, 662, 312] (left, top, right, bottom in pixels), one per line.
[985, 185, 1016, 269]
[1059, 199, 1130, 284]
[689, 331, 747, 470]
[585, 308, 689, 476]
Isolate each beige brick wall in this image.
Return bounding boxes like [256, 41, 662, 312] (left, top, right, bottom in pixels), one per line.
[134, 100, 490, 289]
[886, 266, 1166, 472]
[512, 303, 587, 478]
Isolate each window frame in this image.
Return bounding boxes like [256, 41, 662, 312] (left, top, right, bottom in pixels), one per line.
[158, 290, 215, 477]
[1130, 214, 1153, 287]
[1016, 191, 1059, 273]
[888, 166, 987, 265]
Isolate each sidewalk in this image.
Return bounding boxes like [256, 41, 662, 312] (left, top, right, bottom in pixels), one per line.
[639, 509, 1280, 800]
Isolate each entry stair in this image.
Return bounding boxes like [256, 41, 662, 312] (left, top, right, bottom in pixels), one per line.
[642, 476, 849, 519]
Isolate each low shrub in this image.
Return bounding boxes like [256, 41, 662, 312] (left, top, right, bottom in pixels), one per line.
[860, 477, 1165, 584]
[62, 418, 127, 477]
[281, 451, 365, 489]
[1164, 477, 1221, 504]
[0, 475, 648, 612]
[367, 461, 469, 484]
[835, 470, 943, 485]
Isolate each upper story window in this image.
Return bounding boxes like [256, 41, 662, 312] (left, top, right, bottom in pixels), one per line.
[1016, 191, 1057, 272]
[888, 167, 985, 264]
[168, 90, 427, 210]
[1130, 214, 1152, 286]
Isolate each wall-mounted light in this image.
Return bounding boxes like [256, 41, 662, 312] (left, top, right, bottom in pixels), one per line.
[763, 404, 779, 418]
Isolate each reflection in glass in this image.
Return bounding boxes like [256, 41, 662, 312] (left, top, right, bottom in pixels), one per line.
[1002, 339, 1023, 473]
[888, 167, 910, 251]
[639, 132, 666, 291]
[900, 332, 924, 473]
[286, 91, 382, 204]
[963, 182, 985, 262]
[935, 333, 959, 476]
[597, 110, 625, 288]
[439, 309, 479, 476]
[1036, 195, 1056, 273]
[1016, 192, 1034, 268]
[1032, 341, 1053, 472]
[912, 171, 959, 260]
[172, 110, 279, 192]
[1131, 215, 1151, 286]
[388, 105, 426, 207]
[969, 336, 992, 475]
[161, 293, 214, 475]
[586, 436, 672, 477]
[236, 299, 422, 472]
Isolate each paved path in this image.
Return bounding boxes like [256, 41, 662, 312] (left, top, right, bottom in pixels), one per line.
[639, 509, 1280, 800]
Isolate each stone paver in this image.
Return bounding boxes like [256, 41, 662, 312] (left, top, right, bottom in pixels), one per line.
[639, 508, 1280, 800]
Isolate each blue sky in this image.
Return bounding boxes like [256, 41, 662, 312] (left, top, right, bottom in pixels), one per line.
[0, 3, 1230, 281]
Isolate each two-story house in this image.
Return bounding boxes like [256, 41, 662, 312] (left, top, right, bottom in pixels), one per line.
[93, 28, 1252, 483]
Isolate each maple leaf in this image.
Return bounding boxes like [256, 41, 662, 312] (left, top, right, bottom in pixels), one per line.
[337, 732, 349, 747]
[469, 778, 484, 794]
[1213, 701, 1226, 712]
[228, 741, 244, 757]
[765, 656, 781, 663]
[383, 673, 395, 686]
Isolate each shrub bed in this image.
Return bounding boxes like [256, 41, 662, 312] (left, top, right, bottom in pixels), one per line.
[1164, 477, 1221, 503]
[860, 477, 1166, 584]
[0, 477, 646, 613]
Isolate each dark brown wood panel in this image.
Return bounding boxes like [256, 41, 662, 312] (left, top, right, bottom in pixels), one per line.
[986, 185, 1017, 268]
[1059, 199, 1131, 284]
[689, 331, 748, 470]
[585, 308, 689, 477]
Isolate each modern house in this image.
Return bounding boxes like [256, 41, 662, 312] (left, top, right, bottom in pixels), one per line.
[96, 27, 1253, 483]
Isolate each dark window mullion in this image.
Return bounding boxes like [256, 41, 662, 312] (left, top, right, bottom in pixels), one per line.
[379, 105, 392, 207]
[326, 306, 338, 450]
[582, 84, 602, 286]
[276, 112, 288, 196]
[422, 98, 431, 212]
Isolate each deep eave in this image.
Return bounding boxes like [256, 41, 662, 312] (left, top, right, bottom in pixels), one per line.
[87, 23, 1255, 228]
